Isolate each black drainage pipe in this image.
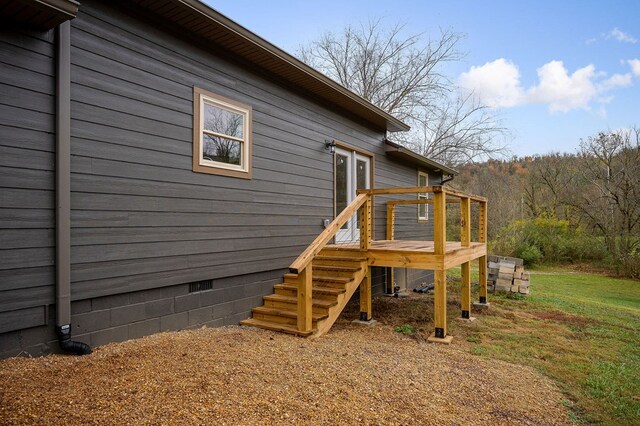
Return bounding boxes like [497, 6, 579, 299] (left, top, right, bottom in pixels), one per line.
[56, 21, 91, 355]
[57, 325, 91, 355]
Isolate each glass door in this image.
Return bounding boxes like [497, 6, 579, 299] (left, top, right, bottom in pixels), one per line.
[335, 148, 370, 244]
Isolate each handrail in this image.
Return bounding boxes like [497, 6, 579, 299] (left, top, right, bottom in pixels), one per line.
[289, 192, 369, 274]
[358, 185, 487, 203]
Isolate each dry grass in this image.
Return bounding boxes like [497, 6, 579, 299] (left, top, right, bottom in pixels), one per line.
[0, 306, 570, 425]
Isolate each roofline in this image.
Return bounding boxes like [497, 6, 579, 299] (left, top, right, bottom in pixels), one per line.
[384, 139, 458, 176]
[0, 0, 79, 29]
[37, 0, 79, 18]
[146, 0, 410, 133]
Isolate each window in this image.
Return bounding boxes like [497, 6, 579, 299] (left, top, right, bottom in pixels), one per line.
[193, 87, 252, 179]
[418, 171, 429, 221]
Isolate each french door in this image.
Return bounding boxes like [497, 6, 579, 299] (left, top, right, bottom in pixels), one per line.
[335, 148, 371, 244]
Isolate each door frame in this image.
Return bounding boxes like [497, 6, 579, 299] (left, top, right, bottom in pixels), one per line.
[333, 140, 375, 243]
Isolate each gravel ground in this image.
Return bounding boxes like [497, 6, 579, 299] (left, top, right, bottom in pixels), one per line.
[0, 321, 570, 425]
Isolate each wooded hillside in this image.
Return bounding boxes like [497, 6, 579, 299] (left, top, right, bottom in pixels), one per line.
[450, 128, 640, 278]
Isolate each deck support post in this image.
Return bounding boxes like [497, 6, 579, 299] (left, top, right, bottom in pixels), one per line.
[428, 190, 452, 343]
[461, 261, 471, 318]
[460, 197, 473, 319]
[478, 200, 488, 304]
[385, 203, 395, 294]
[297, 264, 313, 333]
[359, 266, 372, 321]
[478, 256, 488, 304]
[428, 269, 452, 343]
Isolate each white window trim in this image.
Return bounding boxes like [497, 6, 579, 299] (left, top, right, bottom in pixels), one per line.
[418, 170, 429, 222]
[193, 87, 252, 179]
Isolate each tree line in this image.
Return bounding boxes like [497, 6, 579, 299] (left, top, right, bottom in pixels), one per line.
[451, 128, 640, 278]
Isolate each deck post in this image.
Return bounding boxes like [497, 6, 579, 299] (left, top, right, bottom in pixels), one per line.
[461, 261, 471, 318]
[478, 201, 488, 304]
[460, 197, 472, 318]
[478, 256, 488, 304]
[297, 264, 313, 333]
[359, 196, 371, 250]
[386, 203, 395, 294]
[359, 266, 372, 321]
[428, 190, 452, 343]
[431, 269, 449, 340]
[433, 190, 446, 255]
[460, 197, 471, 247]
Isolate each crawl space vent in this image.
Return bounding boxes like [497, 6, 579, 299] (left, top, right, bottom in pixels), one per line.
[188, 279, 213, 293]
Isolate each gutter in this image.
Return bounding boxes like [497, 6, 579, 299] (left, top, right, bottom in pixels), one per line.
[56, 21, 90, 355]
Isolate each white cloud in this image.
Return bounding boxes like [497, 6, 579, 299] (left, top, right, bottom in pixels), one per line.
[459, 59, 633, 114]
[458, 59, 524, 108]
[598, 73, 633, 91]
[528, 61, 597, 112]
[606, 27, 637, 44]
[628, 59, 640, 77]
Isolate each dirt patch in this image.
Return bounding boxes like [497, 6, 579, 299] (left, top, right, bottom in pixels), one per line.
[0, 321, 570, 425]
[529, 311, 597, 327]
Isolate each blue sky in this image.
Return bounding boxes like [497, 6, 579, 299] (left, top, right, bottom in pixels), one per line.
[206, 0, 640, 157]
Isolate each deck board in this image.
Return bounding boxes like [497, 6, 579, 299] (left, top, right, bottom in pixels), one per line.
[325, 240, 486, 270]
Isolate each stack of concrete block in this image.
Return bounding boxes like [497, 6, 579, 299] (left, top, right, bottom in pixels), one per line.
[486, 255, 530, 295]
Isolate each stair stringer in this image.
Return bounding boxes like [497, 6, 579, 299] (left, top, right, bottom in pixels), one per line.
[309, 259, 368, 338]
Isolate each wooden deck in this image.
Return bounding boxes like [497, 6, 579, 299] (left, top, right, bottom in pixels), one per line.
[242, 186, 489, 343]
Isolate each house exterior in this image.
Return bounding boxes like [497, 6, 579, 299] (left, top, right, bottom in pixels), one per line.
[0, 0, 458, 358]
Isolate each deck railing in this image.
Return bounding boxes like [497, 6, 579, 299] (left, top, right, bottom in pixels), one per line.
[368, 185, 488, 254]
[288, 186, 487, 334]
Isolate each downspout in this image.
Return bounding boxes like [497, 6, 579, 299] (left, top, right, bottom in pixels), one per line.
[56, 21, 91, 355]
[441, 174, 455, 184]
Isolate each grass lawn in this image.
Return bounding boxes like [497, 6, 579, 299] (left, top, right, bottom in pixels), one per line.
[442, 266, 640, 425]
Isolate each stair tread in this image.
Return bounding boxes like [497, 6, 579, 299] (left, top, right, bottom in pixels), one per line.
[252, 306, 328, 320]
[240, 318, 315, 336]
[284, 273, 353, 284]
[274, 283, 346, 295]
[314, 255, 368, 262]
[263, 294, 338, 307]
[312, 265, 362, 272]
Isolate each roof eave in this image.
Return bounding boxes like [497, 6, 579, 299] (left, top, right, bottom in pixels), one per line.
[384, 139, 458, 176]
[136, 0, 410, 133]
[0, 0, 79, 29]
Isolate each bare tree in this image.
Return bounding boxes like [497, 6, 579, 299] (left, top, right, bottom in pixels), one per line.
[571, 128, 640, 276]
[408, 93, 509, 165]
[298, 18, 508, 165]
[522, 153, 576, 219]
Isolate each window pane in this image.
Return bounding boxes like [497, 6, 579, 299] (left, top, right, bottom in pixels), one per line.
[356, 160, 367, 189]
[419, 173, 428, 186]
[336, 154, 349, 230]
[204, 102, 243, 139]
[419, 204, 427, 219]
[203, 134, 241, 165]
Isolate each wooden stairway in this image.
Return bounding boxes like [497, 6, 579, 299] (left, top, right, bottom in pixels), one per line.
[240, 250, 368, 338]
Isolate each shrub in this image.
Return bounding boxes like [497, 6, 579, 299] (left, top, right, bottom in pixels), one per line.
[516, 244, 542, 266]
[491, 216, 607, 265]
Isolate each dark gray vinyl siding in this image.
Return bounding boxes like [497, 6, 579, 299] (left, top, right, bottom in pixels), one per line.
[64, 0, 438, 300]
[0, 0, 439, 348]
[0, 24, 56, 328]
[65, 0, 411, 300]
